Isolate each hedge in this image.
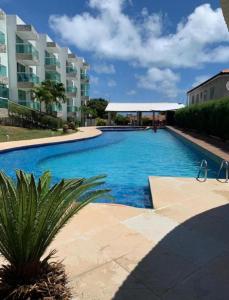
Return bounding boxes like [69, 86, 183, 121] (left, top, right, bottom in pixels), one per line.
[174, 97, 229, 140]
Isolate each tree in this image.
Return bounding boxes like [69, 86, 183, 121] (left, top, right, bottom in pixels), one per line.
[32, 80, 67, 115]
[86, 98, 108, 119]
[0, 170, 111, 298]
[31, 84, 52, 113]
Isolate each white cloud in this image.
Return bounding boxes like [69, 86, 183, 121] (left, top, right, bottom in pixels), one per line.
[127, 89, 136, 95]
[90, 75, 99, 85]
[192, 75, 210, 88]
[49, 2, 229, 68]
[137, 68, 180, 98]
[93, 63, 116, 74]
[107, 79, 117, 87]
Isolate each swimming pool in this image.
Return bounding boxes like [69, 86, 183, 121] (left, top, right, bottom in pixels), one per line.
[0, 129, 220, 208]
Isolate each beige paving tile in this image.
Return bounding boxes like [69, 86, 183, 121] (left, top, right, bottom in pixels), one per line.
[54, 238, 111, 278]
[70, 260, 158, 300]
[95, 203, 146, 221]
[122, 212, 179, 243]
[115, 240, 156, 273]
[88, 223, 150, 260]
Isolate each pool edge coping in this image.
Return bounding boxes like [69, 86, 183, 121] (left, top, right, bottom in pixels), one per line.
[0, 127, 102, 153]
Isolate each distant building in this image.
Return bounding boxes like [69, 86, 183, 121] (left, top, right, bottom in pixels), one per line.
[0, 9, 90, 121]
[187, 70, 229, 106]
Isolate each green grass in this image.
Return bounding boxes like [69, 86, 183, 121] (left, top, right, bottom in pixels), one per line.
[0, 126, 66, 142]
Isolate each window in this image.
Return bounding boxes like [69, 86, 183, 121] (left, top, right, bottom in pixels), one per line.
[191, 95, 195, 104]
[210, 87, 215, 100]
[203, 90, 208, 101]
[196, 94, 199, 104]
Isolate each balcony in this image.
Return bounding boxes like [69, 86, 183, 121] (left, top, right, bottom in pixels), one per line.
[16, 24, 38, 40]
[45, 56, 60, 71]
[45, 71, 61, 83]
[66, 65, 77, 77]
[17, 72, 39, 88]
[0, 31, 5, 44]
[66, 86, 77, 95]
[0, 31, 6, 53]
[68, 53, 76, 62]
[0, 85, 9, 99]
[16, 43, 39, 65]
[67, 106, 77, 113]
[0, 65, 7, 77]
[46, 42, 59, 53]
[80, 73, 89, 82]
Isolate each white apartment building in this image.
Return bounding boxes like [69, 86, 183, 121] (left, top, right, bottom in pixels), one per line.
[0, 9, 90, 121]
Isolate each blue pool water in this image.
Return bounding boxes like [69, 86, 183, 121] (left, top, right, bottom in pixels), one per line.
[0, 130, 220, 208]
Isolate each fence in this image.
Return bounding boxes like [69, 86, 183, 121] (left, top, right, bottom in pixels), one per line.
[0, 97, 63, 130]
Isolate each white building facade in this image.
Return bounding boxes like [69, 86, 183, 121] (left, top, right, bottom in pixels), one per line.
[0, 10, 90, 121]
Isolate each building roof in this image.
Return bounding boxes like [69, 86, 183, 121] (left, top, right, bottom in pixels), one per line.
[105, 102, 185, 112]
[187, 70, 229, 94]
[221, 0, 229, 29]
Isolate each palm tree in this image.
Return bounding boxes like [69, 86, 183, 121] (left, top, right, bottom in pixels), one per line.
[42, 80, 67, 114]
[31, 84, 52, 113]
[32, 80, 67, 115]
[0, 170, 111, 298]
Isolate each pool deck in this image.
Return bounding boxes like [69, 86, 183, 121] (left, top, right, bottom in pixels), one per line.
[0, 127, 102, 152]
[167, 126, 229, 161]
[0, 126, 228, 298]
[48, 176, 229, 300]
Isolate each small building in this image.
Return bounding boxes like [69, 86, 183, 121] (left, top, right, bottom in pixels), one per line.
[221, 0, 229, 29]
[187, 70, 229, 106]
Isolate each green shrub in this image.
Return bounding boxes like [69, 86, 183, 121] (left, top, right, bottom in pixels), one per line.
[40, 115, 62, 130]
[175, 97, 229, 140]
[115, 114, 129, 125]
[0, 170, 110, 298]
[96, 118, 107, 126]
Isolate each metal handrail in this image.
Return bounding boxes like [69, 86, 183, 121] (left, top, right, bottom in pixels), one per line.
[217, 160, 229, 183]
[196, 159, 208, 182]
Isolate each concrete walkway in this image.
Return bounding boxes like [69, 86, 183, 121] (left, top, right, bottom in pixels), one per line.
[0, 127, 102, 152]
[50, 177, 229, 300]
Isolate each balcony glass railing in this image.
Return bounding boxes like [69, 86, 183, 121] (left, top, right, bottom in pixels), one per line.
[45, 57, 60, 67]
[67, 106, 77, 113]
[0, 31, 5, 45]
[81, 90, 89, 97]
[0, 85, 9, 99]
[0, 65, 7, 77]
[66, 86, 77, 93]
[18, 100, 41, 111]
[45, 71, 61, 83]
[17, 72, 39, 84]
[16, 43, 39, 59]
[80, 73, 89, 80]
[66, 65, 77, 74]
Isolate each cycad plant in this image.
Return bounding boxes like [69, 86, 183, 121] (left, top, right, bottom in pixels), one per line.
[0, 170, 110, 299]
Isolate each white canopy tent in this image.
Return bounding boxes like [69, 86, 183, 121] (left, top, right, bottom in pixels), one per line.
[105, 102, 185, 125]
[105, 102, 185, 112]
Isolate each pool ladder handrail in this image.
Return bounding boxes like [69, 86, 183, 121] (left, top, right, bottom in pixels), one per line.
[217, 160, 229, 183]
[196, 159, 208, 182]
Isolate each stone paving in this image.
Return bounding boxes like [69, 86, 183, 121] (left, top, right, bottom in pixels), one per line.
[0, 126, 228, 299]
[49, 177, 229, 300]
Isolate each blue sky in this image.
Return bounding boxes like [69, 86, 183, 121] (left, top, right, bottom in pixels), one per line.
[1, 0, 228, 103]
